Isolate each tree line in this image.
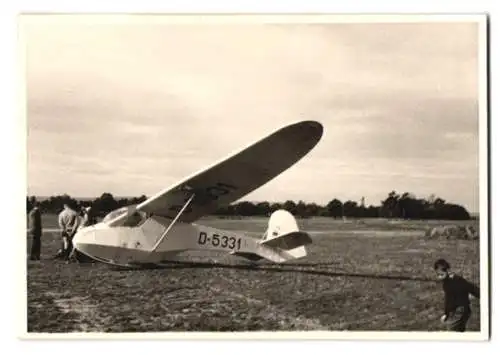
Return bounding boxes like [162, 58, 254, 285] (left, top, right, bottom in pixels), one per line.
[27, 190, 473, 221]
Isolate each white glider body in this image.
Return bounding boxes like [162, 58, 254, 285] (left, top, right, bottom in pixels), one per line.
[73, 121, 322, 267]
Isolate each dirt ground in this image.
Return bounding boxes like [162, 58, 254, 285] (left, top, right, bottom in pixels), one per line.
[26, 216, 481, 333]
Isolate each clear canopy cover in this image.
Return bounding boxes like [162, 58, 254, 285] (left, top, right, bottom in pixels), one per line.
[102, 206, 148, 227]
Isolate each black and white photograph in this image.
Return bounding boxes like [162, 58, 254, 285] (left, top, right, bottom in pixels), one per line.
[20, 13, 489, 339]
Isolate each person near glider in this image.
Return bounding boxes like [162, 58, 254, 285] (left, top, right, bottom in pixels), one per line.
[27, 197, 42, 261]
[55, 202, 80, 260]
[434, 258, 480, 332]
[67, 206, 98, 263]
[78, 206, 97, 230]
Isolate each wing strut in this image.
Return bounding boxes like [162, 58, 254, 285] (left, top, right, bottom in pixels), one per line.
[150, 193, 196, 252]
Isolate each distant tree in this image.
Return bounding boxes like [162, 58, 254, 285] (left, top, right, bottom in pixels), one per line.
[381, 191, 401, 218]
[399, 192, 415, 219]
[92, 193, 118, 216]
[326, 199, 343, 218]
[116, 197, 130, 208]
[256, 202, 271, 216]
[365, 205, 379, 218]
[434, 197, 446, 207]
[32, 190, 472, 221]
[305, 203, 320, 217]
[434, 203, 470, 220]
[295, 200, 308, 218]
[38, 194, 78, 213]
[130, 195, 148, 204]
[342, 200, 358, 218]
[269, 202, 283, 213]
[233, 201, 258, 216]
[283, 200, 297, 215]
[215, 204, 236, 216]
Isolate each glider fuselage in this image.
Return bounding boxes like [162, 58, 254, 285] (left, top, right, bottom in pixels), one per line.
[73, 217, 289, 267]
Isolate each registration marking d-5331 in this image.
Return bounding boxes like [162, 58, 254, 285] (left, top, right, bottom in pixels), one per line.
[197, 231, 242, 251]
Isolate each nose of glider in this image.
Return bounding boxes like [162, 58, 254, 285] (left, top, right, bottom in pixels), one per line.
[73, 226, 97, 257]
[72, 224, 130, 264]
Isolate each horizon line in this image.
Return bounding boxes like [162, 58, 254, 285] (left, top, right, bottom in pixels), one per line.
[26, 194, 479, 214]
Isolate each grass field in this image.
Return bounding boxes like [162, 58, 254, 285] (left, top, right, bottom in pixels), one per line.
[26, 214, 481, 333]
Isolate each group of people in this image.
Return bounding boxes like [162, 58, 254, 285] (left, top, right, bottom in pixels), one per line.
[26, 198, 480, 332]
[27, 197, 97, 262]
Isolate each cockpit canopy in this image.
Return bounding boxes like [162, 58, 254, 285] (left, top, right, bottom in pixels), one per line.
[102, 205, 148, 227]
[102, 207, 128, 223]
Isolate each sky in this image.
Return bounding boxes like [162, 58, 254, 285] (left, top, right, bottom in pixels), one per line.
[22, 15, 484, 212]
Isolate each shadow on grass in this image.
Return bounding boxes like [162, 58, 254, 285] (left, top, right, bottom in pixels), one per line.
[109, 260, 437, 283]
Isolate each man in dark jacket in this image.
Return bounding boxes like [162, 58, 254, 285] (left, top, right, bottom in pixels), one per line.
[434, 258, 480, 332]
[27, 198, 42, 260]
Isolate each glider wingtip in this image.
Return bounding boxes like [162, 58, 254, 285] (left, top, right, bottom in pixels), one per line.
[295, 120, 324, 137]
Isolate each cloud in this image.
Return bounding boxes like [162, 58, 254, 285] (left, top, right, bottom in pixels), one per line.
[23, 16, 481, 211]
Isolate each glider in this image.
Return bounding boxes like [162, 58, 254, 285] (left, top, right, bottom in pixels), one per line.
[73, 120, 323, 267]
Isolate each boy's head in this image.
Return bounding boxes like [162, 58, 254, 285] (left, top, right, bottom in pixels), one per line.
[434, 258, 451, 280]
[28, 197, 39, 211]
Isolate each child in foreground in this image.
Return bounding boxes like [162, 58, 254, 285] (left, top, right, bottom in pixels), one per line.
[434, 258, 480, 332]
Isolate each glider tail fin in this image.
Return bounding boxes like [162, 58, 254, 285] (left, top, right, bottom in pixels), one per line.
[231, 209, 311, 263]
[259, 209, 311, 260]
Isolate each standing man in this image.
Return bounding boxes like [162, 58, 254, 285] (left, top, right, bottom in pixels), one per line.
[434, 258, 480, 332]
[78, 206, 96, 230]
[68, 206, 95, 263]
[56, 202, 80, 261]
[27, 197, 42, 260]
